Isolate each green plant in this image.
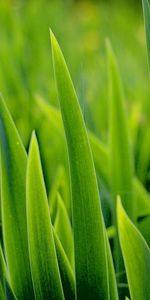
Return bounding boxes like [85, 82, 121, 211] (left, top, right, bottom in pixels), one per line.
[1, 0, 150, 299]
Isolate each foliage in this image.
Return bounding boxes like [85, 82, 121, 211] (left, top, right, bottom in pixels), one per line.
[1, 0, 150, 300]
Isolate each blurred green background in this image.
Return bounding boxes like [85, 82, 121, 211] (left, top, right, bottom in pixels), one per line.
[0, 0, 150, 190]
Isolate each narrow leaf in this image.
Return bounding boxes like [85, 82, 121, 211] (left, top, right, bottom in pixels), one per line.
[118, 198, 150, 300]
[106, 235, 119, 300]
[108, 42, 134, 220]
[54, 193, 74, 268]
[27, 132, 64, 300]
[142, 0, 150, 72]
[0, 95, 34, 298]
[53, 229, 75, 300]
[51, 31, 109, 300]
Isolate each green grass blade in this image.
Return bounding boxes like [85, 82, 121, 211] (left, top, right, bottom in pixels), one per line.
[0, 246, 7, 300]
[134, 178, 150, 218]
[0, 285, 5, 300]
[108, 43, 134, 220]
[117, 198, 150, 300]
[0, 96, 34, 299]
[27, 132, 64, 300]
[0, 246, 8, 281]
[50, 31, 109, 300]
[89, 132, 109, 186]
[106, 236, 119, 300]
[49, 165, 71, 222]
[142, 0, 150, 72]
[0, 246, 16, 300]
[4, 280, 17, 300]
[54, 193, 74, 268]
[53, 229, 75, 300]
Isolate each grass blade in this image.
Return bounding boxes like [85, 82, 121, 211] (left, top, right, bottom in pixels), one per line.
[118, 198, 150, 300]
[0, 96, 34, 299]
[49, 165, 71, 222]
[53, 229, 75, 300]
[27, 132, 64, 300]
[106, 236, 119, 300]
[50, 31, 109, 300]
[142, 0, 150, 72]
[108, 42, 134, 220]
[0, 246, 7, 300]
[54, 193, 74, 268]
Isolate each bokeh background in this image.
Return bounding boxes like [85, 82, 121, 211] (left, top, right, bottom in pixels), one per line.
[0, 0, 150, 191]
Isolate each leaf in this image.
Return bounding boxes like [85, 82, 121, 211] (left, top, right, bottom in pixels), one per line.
[106, 235, 119, 300]
[54, 193, 74, 268]
[142, 0, 150, 72]
[0, 246, 7, 300]
[134, 178, 150, 219]
[0, 245, 8, 282]
[36, 94, 63, 136]
[137, 126, 150, 184]
[49, 165, 71, 222]
[0, 95, 34, 299]
[0, 246, 16, 300]
[4, 280, 17, 300]
[89, 132, 109, 186]
[53, 229, 75, 300]
[117, 198, 150, 300]
[27, 132, 64, 300]
[107, 42, 134, 220]
[50, 31, 109, 300]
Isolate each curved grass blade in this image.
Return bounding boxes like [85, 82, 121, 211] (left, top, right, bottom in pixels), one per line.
[106, 235, 119, 300]
[0, 246, 8, 281]
[117, 198, 150, 300]
[134, 178, 150, 219]
[0, 95, 34, 299]
[50, 31, 109, 300]
[89, 132, 109, 186]
[0, 246, 16, 300]
[0, 285, 5, 300]
[27, 132, 64, 300]
[4, 280, 17, 300]
[142, 0, 150, 72]
[107, 42, 134, 220]
[0, 246, 7, 300]
[49, 165, 71, 222]
[49, 166, 65, 222]
[53, 229, 75, 300]
[54, 193, 74, 268]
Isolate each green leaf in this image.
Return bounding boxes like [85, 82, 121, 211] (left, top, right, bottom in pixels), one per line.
[0, 95, 34, 299]
[36, 94, 63, 135]
[54, 193, 74, 268]
[142, 0, 150, 72]
[106, 235, 119, 300]
[0, 246, 7, 300]
[137, 126, 150, 184]
[0, 246, 8, 281]
[0, 246, 16, 300]
[53, 229, 75, 300]
[49, 165, 71, 222]
[27, 132, 64, 300]
[89, 132, 109, 186]
[117, 198, 150, 300]
[0, 285, 5, 300]
[108, 42, 134, 220]
[134, 178, 150, 219]
[4, 280, 17, 300]
[50, 31, 109, 300]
